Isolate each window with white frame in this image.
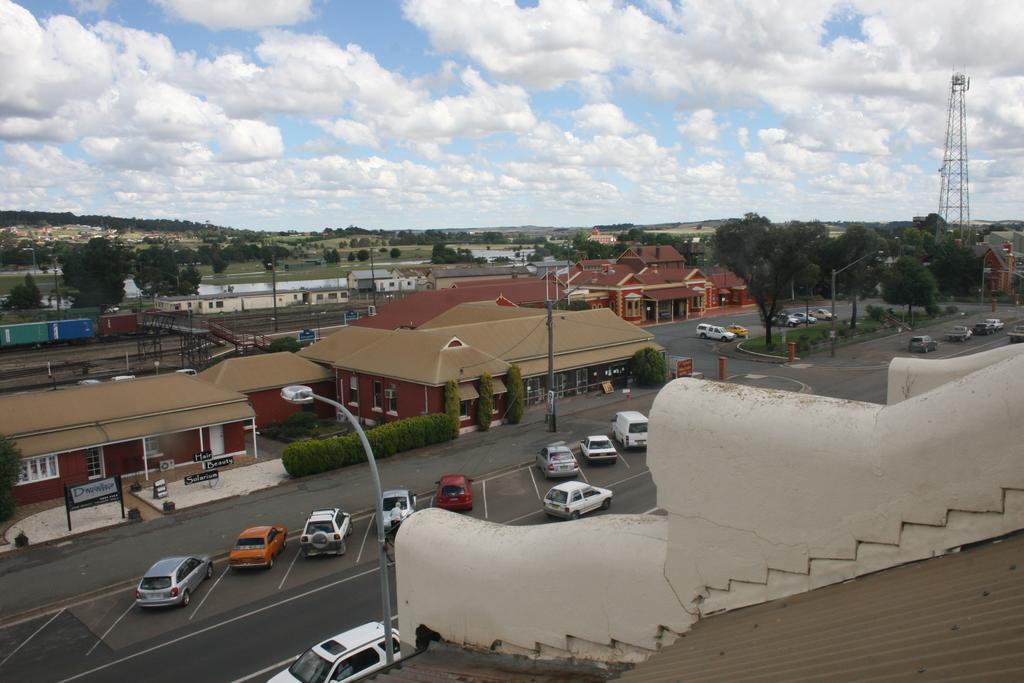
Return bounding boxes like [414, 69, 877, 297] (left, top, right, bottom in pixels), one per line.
[144, 436, 161, 456]
[18, 454, 59, 485]
[349, 376, 359, 405]
[373, 380, 382, 410]
[85, 447, 103, 479]
[386, 384, 397, 413]
[459, 400, 470, 419]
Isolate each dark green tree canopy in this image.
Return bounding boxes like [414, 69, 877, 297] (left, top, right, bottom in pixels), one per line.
[134, 246, 202, 297]
[882, 256, 939, 311]
[267, 336, 302, 353]
[630, 347, 667, 387]
[3, 273, 43, 310]
[61, 238, 133, 308]
[0, 434, 22, 521]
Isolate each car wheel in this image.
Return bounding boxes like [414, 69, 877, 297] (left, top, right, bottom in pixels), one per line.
[180, 589, 190, 607]
[601, 498, 611, 510]
[699, 333, 707, 339]
[206, 563, 213, 580]
[267, 555, 274, 569]
[346, 525, 353, 538]
[570, 511, 580, 520]
[282, 538, 287, 550]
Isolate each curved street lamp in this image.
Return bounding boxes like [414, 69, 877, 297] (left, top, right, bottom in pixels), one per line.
[831, 251, 886, 357]
[280, 385, 394, 664]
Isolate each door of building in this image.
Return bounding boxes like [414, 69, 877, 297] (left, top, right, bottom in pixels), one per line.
[209, 424, 225, 455]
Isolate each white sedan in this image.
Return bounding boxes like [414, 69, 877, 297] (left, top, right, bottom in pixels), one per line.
[579, 435, 618, 465]
[986, 318, 1005, 331]
[814, 308, 835, 320]
[543, 481, 612, 520]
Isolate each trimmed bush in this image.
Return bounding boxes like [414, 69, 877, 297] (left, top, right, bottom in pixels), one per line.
[477, 374, 493, 431]
[282, 413, 455, 478]
[444, 379, 460, 438]
[505, 365, 524, 424]
[865, 304, 886, 322]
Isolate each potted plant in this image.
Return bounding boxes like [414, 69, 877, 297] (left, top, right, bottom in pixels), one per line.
[127, 507, 142, 522]
[14, 531, 28, 548]
[162, 500, 176, 513]
[129, 481, 142, 493]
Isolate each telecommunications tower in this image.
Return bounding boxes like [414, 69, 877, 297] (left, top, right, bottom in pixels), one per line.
[937, 72, 970, 240]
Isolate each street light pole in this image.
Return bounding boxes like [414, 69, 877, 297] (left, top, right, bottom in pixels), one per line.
[831, 251, 884, 358]
[281, 385, 395, 664]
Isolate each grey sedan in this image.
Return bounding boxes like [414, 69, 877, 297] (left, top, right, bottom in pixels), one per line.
[536, 444, 580, 479]
[136, 555, 213, 608]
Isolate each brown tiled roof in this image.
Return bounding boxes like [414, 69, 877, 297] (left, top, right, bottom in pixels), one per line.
[615, 533, 1024, 682]
[198, 352, 333, 393]
[570, 264, 642, 287]
[706, 267, 747, 289]
[621, 245, 686, 264]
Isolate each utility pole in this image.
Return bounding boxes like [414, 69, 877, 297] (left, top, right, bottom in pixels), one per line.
[52, 254, 61, 315]
[369, 244, 377, 309]
[270, 236, 278, 332]
[546, 299, 556, 432]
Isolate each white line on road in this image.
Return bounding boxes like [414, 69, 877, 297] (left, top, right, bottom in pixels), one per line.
[643, 507, 661, 514]
[58, 568, 380, 683]
[527, 466, 541, 500]
[617, 452, 631, 469]
[608, 469, 654, 488]
[278, 545, 301, 591]
[230, 655, 298, 683]
[502, 509, 544, 525]
[577, 467, 589, 484]
[190, 566, 230, 622]
[86, 602, 133, 657]
[356, 514, 373, 564]
[0, 608, 64, 668]
[482, 479, 488, 519]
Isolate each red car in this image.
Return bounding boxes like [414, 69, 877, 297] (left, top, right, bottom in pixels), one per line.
[435, 474, 473, 511]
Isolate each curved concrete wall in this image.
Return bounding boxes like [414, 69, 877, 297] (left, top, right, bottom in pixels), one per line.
[887, 343, 1024, 403]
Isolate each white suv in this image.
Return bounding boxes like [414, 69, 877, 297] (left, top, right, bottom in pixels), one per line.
[695, 323, 736, 341]
[300, 508, 353, 557]
[270, 622, 400, 683]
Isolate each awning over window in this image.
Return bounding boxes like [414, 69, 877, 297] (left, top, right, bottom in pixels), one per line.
[458, 383, 479, 400]
[492, 378, 508, 394]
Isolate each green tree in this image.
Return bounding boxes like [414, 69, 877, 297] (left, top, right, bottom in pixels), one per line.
[324, 248, 341, 264]
[444, 379, 461, 438]
[0, 435, 21, 521]
[881, 256, 939, 315]
[347, 251, 356, 262]
[819, 225, 888, 330]
[390, 247, 401, 258]
[929, 235, 981, 297]
[477, 373, 493, 431]
[267, 336, 302, 353]
[3, 273, 43, 310]
[630, 347, 667, 387]
[356, 249, 370, 262]
[134, 246, 202, 297]
[505, 365, 524, 424]
[61, 237, 133, 307]
[715, 214, 827, 347]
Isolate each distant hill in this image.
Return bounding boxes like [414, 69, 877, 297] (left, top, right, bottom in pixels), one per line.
[0, 210, 232, 234]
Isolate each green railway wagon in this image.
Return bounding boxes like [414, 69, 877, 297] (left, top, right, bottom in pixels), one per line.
[0, 321, 50, 347]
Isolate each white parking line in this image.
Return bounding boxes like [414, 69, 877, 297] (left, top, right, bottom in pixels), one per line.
[577, 467, 589, 484]
[617, 453, 631, 469]
[230, 655, 298, 683]
[527, 466, 541, 500]
[643, 507, 661, 514]
[502, 509, 544, 525]
[608, 469, 653, 488]
[356, 514, 373, 564]
[482, 479, 489, 519]
[58, 568, 380, 683]
[278, 546, 301, 591]
[0, 608, 63, 668]
[86, 602, 133, 656]
[190, 566, 230, 622]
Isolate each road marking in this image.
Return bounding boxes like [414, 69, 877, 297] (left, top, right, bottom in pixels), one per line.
[0, 608, 64, 668]
[527, 466, 541, 500]
[278, 545, 301, 591]
[482, 479, 488, 519]
[230, 655, 298, 683]
[502, 509, 544, 525]
[86, 602, 133, 656]
[608, 469, 653, 488]
[643, 507, 661, 514]
[356, 514, 373, 564]
[57, 567, 380, 683]
[617, 452, 631, 469]
[577, 467, 589, 484]
[190, 565, 230, 622]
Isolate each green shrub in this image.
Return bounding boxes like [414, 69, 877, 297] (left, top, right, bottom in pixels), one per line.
[444, 379, 460, 438]
[630, 347, 668, 387]
[505, 365, 524, 424]
[865, 304, 885, 322]
[477, 374, 493, 431]
[944, 305, 959, 315]
[281, 413, 455, 478]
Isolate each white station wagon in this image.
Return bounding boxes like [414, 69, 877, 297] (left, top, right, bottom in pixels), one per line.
[543, 481, 612, 520]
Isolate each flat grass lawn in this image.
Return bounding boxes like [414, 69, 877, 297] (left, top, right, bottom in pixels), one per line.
[740, 320, 885, 355]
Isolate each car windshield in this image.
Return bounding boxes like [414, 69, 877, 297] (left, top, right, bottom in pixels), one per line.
[628, 422, 648, 434]
[551, 453, 574, 463]
[305, 521, 334, 535]
[547, 489, 568, 504]
[382, 496, 406, 511]
[235, 538, 265, 549]
[288, 649, 334, 683]
[441, 485, 465, 496]
[589, 438, 613, 450]
[140, 576, 171, 590]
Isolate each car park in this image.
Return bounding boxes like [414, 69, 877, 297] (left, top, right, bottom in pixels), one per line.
[229, 525, 288, 569]
[300, 508, 353, 557]
[612, 411, 648, 449]
[946, 326, 972, 342]
[790, 312, 817, 325]
[695, 323, 736, 341]
[972, 321, 995, 336]
[814, 308, 835, 320]
[536, 444, 580, 479]
[985, 318, 1005, 331]
[908, 335, 938, 353]
[435, 474, 473, 511]
[774, 313, 800, 327]
[725, 324, 749, 338]
[382, 489, 417, 533]
[135, 555, 213, 608]
[543, 481, 613, 520]
[269, 622, 400, 683]
[579, 435, 618, 465]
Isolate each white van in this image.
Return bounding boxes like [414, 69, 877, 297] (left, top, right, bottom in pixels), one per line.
[612, 411, 648, 449]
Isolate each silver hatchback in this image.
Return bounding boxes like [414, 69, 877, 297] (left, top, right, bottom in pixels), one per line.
[136, 555, 213, 608]
[536, 444, 580, 479]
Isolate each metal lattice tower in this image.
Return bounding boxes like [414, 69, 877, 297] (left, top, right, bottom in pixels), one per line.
[937, 72, 970, 240]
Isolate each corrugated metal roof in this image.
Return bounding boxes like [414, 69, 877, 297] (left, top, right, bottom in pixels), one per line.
[198, 352, 333, 393]
[615, 533, 1024, 682]
[514, 340, 660, 377]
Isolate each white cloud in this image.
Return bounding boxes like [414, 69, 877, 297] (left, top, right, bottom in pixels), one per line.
[677, 108, 720, 142]
[218, 119, 284, 161]
[317, 119, 380, 149]
[71, 0, 112, 14]
[573, 103, 637, 135]
[152, 0, 314, 31]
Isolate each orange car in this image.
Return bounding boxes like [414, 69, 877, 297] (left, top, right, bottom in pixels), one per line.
[228, 525, 288, 569]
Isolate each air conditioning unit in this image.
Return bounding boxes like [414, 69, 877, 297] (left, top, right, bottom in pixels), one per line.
[159, 459, 175, 472]
[384, 388, 396, 399]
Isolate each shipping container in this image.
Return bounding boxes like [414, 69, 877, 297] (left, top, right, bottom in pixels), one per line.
[0, 322, 50, 347]
[48, 318, 94, 343]
[98, 312, 138, 336]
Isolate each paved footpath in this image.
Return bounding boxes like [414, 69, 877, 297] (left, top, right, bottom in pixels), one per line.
[0, 387, 658, 622]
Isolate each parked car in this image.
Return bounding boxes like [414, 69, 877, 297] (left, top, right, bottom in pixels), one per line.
[946, 326, 972, 342]
[814, 308, 835, 320]
[434, 474, 473, 511]
[908, 335, 938, 353]
[774, 313, 800, 327]
[135, 555, 213, 608]
[1009, 324, 1024, 344]
[695, 323, 736, 341]
[579, 435, 618, 465]
[972, 321, 996, 335]
[382, 489, 417, 533]
[229, 525, 288, 570]
[612, 411, 648, 449]
[269, 622, 400, 683]
[300, 508, 352, 557]
[536, 444, 580, 479]
[985, 318, 1005, 331]
[543, 481, 613, 520]
[790, 312, 817, 325]
[725, 324, 749, 338]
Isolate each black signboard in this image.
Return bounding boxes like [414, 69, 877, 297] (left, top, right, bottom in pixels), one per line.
[64, 475, 124, 531]
[184, 471, 219, 485]
[202, 456, 234, 471]
[192, 450, 213, 462]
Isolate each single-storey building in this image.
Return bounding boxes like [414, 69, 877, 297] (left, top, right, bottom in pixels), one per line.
[347, 269, 417, 293]
[0, 375, 255, 505]
[429, 265, 532, 290]
[197, 352, 336, 429]
[155, 286, 350, 314]
[706, 268, 754, 308]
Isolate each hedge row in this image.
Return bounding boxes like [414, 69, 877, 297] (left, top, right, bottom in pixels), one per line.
[282, 413, 455, 478]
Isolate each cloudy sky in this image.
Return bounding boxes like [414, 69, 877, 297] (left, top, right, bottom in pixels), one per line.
[1, 1, 1022, 231]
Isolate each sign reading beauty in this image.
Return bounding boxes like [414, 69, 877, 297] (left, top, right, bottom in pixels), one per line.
[67, 476, 122, 512]
[203, 456, 234, 471]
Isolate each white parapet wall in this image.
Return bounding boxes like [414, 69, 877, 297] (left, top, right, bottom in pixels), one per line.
[887, 343, 1024, 403]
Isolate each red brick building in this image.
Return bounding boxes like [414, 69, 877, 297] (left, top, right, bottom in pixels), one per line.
[1, 375, 254, 505]
[706, 267, 754, 308]
[198, 352, 336, 428]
